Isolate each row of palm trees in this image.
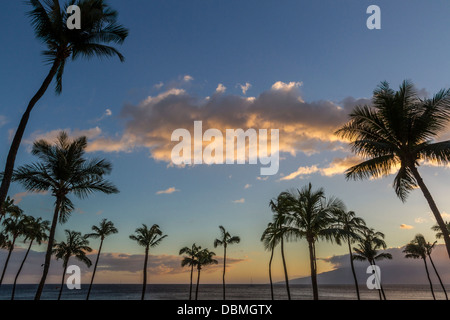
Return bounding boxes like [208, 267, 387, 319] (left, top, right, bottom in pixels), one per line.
[0, 206, 120, 300]
[261, 184, 448, 300]
[179, 225, 241, 300]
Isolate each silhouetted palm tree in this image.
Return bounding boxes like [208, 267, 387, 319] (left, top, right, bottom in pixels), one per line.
[11, 132, 119, 300]
[432, 222, 450, 240]
[285, 183, 345, 300]
[214, 226, 240, 300]
[269, 192, 292, 300]
[336, 81, 450, 258]
[0, 213, 27, 286]
[353, 228, 392, 300]
[0, 0, 128, 214]
[130, 224, 167, 300]
[331, 210, 367, 300]
[0, 197, 22, 224]
[11, 216, 49, 300]
[53, 230, 92, 300]
[423, 238, 448, 300]
[260, 222, 278, 300]
[195, 248, 218, 300]
[180, 243, 201, 300]
[86, 219, 118, 300]
[403, 234, 435, 300]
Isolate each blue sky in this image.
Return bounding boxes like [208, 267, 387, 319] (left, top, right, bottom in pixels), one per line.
[1, 0, 450, 284]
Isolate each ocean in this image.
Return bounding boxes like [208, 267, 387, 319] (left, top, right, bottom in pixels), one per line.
[0, 284, 447, 300]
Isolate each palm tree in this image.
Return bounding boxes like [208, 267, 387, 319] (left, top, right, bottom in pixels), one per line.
[129, 224, 167, 300]
[0, 214, 27, 286]
[403, 234, 436, 300]
[269, 192, 292, 300]
[353, 228, 392, 300]
[260, 222, 278, 300]
[11, 132, 119, 300]
[0, 0, 128, 214]
[336, 80, 450, 258]
[179, 243, 201, 300]
[213, 226, 241, 300]
[285, 183, 345, 300]
[423, 239, 448, 300]
[0, 197, 22, 224]
[432, 222, 450, 240]
[53, 230, 92, 300]
[86, 219, 118, 300]
[195, 248, 218, 300]
[11, 217, 50, 300]
[331, 210, 367, 300]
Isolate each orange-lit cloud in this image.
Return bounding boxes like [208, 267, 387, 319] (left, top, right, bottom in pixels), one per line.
[156, 187, 180, 195]
[400, 224, 414, 230]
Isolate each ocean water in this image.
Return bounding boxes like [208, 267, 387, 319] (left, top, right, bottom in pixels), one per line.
[0, 284, 447, 300]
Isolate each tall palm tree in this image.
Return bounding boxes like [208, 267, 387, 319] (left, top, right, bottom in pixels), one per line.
[336, 80, 450, 258]
[11, 132, 119, 300]
[403, 234, 436, 300]
[0, 197, 22, 224]
[432, 222, 450, 240]
[0, 214, 27, 286]
[423, 239, 448, 300]
[213, 226, 241, 300]
[285, 183, 345, 300]
[179, 243, 201, 300]
[353, 228, 392, 300]
[269, 192, 292, 300]
[53, 230, 92, 300]
[0, 0, 128, 214]
[129, 224, 167, 300]
[195, 248, 218, 300]
[260, 222, 278, 300]
[11, 216, 49, 300]
[331, 210, 367, 300]
[86, 219, 118, 300]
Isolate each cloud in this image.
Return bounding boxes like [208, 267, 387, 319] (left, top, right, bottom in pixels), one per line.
[25, 127, 103, 146]
[156, 187, 180, 195]
[232, 198, 245, 204]
[256, 176, 269, 181]
[400, 224, 414, 230]
[414, 217, 427, 224]
[0, 248, 246, 284]
[94, 109, 113, 122]
[215, 83, 226, 94]
[154, 82, 164, 90]
[183, 75, 194, 82]
[0, 115, 7, 127]
[244, 184, 252, 189]
[238, 82, 252, 95]
[81, 81, 368, 166]
[12, 191, 48, 204]
[281, 156, 362, 180]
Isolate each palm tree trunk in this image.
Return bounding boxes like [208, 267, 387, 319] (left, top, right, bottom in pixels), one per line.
[189, 264, 194, 300]
[347, 237, 360, 300]
[86, 238, 103, 300]
[0, 236, 17, 286]
[269, 246, 274, 300]
[35, 197, 61, 300]
[0, 59, 61, 215]
[58, 259, 69, 301]
[195, 267, 201, 300]
[427, 252, 448, 300]
[11, 240, 33, 300]
[409, 165, 450, 258]
[308, 239, 319, 300]
[423, 258, 436, 300]
[280, 238, 291, 300]
[141, 247, 149, 300]
[222, 245, 226, 300]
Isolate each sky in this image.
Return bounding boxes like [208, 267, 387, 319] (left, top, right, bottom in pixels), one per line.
[0, 0, 450, 285]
